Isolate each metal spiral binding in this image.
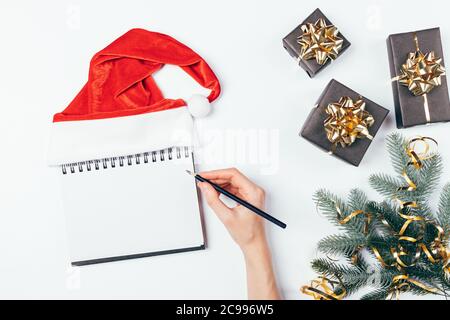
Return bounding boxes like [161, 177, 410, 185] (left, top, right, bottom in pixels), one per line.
[61, 147, 190, 175]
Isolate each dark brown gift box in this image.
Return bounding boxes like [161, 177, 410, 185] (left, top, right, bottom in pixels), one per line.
[387, 28, 450, 128]
[283, 8, 351, 77]
[300, 79, 389, 166]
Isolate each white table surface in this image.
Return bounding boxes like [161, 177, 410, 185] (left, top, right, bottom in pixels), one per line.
[1, 0, 449, 299]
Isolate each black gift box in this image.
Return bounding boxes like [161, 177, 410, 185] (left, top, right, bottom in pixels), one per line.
[387, 28, 450, 128]
[283, 8, 351, 77]
[300, 79, 389, 166]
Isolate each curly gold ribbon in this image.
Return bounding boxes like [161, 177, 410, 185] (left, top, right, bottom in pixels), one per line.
[387, 275, 440, 300]
[301, 276, 346, 300]
[398, 173, 417, 192]
[397, 137, 438, 192]
[337, 208, 372, 235]
[386, 281, 410, 300]
[392, 34, 446, 123]
[371, 246, 391, 268]
[407, 136, 438, 164]
[297, 18, 343, 65]
[397, 200, 424, 237]
[419, 243, 437, 263]
[324, 96, 374, 151]
[419, 223, 450, 269]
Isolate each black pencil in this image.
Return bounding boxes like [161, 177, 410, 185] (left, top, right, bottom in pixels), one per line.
[186, 170, 287, 229]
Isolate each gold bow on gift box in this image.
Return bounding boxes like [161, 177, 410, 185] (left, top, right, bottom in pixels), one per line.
[297, 18, 343, 65]
[323, 96, 374, 150]
[398, 50, 445, 96]
[394, 33, 446, 122]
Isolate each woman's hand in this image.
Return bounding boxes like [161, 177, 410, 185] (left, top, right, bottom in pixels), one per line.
[196, 168, 267, 253]
[197, 168, 280, 300]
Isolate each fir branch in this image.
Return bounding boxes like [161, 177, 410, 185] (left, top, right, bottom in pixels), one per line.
[345, 188, 371, 233]
[386, 132, 409, 176]
[366, 201, 403, 235]
[406, 279, 441, 297]
[437, 183, 450, 232]
[313, 189, 342, 222]
[366, 236, 398, 267]
[311, 258, 368, 296]
[352, 250, 370, 271]
[317, 234, 366, 257]
[406, 265, 442, 283]
[311, 258, 359, 278]
[313, 189, 361, 234]
[347, 188, 368, 211]
[412, 202, 436, 223]
[369, 173, 401, 199]
[424, 222, 440, 244]
[369, 172, 431, 215]
[360, 271, 439, 299]
[360, 288, 390, 300]
[373, 133, 441, 205]
[414, 154, 442, 202]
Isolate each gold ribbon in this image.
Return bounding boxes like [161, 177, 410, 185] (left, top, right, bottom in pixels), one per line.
[392, 34, 446, 123]
[324, 96, 374, 150]
[297, 18, 343, 65]
[387, 275, 439, 300]
[336, 207, 372, 235]
[420, 223, 450, 272]
[397, 200, 423, 238]
[397, 137, 438, 192]
[301, 276, 346, 300]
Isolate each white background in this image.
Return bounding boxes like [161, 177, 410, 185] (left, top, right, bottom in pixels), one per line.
[1, 0, 449, 299]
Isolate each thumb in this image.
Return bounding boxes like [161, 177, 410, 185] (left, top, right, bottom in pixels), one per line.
[198, 182, 232, 224]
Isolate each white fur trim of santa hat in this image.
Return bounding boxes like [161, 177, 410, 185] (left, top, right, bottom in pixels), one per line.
[47, 107, 194, 165]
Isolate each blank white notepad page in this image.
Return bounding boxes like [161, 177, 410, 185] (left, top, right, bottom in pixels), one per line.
[60, 149, 204, 265]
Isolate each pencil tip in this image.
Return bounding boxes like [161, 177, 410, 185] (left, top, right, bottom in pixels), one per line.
[185, 170, 194, 176]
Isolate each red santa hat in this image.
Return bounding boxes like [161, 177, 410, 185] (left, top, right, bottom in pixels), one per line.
[48, 28, 221, 165]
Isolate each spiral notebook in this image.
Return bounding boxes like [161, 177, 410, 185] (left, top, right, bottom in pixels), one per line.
[60, 147, 205, 266]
